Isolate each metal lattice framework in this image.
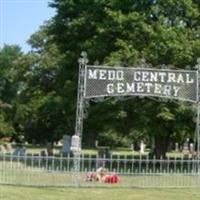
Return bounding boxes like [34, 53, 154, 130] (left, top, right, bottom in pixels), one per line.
[74, 52, 200, 186]
[85, 66, 198, 102]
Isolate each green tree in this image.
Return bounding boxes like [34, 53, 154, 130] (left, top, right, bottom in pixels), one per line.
[0, 45, 22, 139]
[12, 0, 195, 157]
[11, 25, 68, 144]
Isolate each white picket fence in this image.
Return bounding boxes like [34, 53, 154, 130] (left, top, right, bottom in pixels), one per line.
[0, 153, 199, 188]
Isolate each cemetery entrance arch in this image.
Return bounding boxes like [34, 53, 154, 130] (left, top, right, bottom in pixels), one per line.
[73, 53, 200, 184]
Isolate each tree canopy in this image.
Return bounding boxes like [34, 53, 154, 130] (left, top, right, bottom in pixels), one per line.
[47, 0, 199, 157]
[1, 0, 200, 157]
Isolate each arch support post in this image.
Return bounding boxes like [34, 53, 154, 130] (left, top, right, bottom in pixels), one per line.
[196, 59, 200, 175]
[75, 52, 88, 143]
[72, 52, 88, 187]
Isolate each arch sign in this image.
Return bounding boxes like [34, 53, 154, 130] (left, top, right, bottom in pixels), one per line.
[85, 65, 198, 102]
[73, 55, 200, 181]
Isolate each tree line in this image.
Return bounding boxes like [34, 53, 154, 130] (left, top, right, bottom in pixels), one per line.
[1, 0, 200, 158]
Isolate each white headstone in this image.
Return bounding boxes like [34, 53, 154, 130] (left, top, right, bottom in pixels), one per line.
[140, 141, 145, 153]
[95, 140, 99, 148]
[13, 146, 26, 156]
[189, 143, 194, 153]
[175, 143, 179, 152]
[70, 135, 80, 152]
[61, 135, 71, 155]
[182, 138, 189, 154]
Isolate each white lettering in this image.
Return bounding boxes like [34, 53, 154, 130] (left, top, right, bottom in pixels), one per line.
[108, 70, 115, 80]
[105, 82, 186, 99]
[174, 86, 180, 97]
[116, 71, 124, 80]
[107, 83, 114, 94]
[142, 72, 149, 82]
[99, 70, 107, 80]
[177, 74, 184, 83]
[134, 72, 141, 81]
[159, 72, 167, 82]
[126, 83, 135, 92]
[136, 82, 144, 92]
[145, 83, 153, 93]
[117, 83, 125, 93]
[163, 85, 171, 96]
[88, 69, 97, 79]
[167, 73, 176, 83]
[186, 74, 194, 84]
[154, 83, 162, 94]
[150, 72, 158, 82]
[89, 67, 196, 101]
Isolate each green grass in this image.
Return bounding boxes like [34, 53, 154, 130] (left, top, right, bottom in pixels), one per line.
[23, 146, 189, 158]
[0, 167, 198, 188]
[1, 185, 200, 200]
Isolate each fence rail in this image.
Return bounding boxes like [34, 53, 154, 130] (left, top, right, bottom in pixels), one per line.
[0, 153, 199, 188]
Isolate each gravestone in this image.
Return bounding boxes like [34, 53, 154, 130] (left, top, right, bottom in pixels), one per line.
[182, 138, 189, 154]
[140, 141, 145, 153]
[189, 143, 194, 153]
[61, 135, 71, 156]
[175, 143, 179, 152]
[95, 140, 99, 148]
[13, 146, 26, 156]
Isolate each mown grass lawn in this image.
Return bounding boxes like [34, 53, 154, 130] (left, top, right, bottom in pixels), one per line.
[1, 185, 200, 200]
